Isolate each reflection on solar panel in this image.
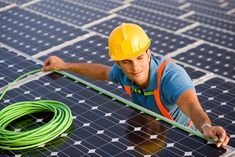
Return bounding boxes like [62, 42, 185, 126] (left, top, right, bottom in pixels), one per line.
[0, 73, 228, 156]
[0, 0, 235, 156]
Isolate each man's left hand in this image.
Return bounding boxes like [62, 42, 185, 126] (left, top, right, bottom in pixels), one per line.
[202, 126, 230, 148]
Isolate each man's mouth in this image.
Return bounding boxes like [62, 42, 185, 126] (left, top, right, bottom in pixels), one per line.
[132, 71, 142, 76]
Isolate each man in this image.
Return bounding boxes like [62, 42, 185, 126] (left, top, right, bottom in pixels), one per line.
[43, 23, 229, 147]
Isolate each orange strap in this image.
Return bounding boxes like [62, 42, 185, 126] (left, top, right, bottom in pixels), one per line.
[124, 85, 132, 96]
[154, 59, 175, 121]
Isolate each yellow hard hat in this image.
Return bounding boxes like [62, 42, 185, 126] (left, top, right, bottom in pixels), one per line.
[108, 23, 151, 61]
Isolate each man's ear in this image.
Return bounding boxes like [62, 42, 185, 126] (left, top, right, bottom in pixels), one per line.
[147, 49, 151, 56]
[146, 49, 151, 61]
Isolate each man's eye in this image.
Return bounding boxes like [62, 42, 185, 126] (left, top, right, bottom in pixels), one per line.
[122, 61, 129, 64]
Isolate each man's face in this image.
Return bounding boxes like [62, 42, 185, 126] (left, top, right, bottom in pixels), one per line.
[116, 49, 151, 88]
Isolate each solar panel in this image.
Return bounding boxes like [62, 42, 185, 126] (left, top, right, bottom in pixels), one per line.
[183, 26, 234, 49]
[0, 73, 231, 156]
[28, 0, 109, 26]
[0, 0, 234, 156]
[187, 0, 234, 12]
[185, 14, 235, 31]
[2, 0, 31, 5]
[0, 1, 9, 8]
[67, 0, 122, 12]
[195, 77, 235, 147]
[117, 6, 191, 31]
[131, 0, 187, 16]
[0, 45, 41, 88]
[185, 5, 235, 21]
[0, 7, 87, 55]
[173, 44, 235, 80]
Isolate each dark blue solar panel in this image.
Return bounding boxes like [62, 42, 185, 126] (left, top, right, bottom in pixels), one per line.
[28, 0, 108, 26]
[185, 14, 235, 32]
[135, 0, 183, 7]
[187, 0, 233, 12]
[184, 6, 235, 21]
[183, 26, 234, 49]
[0, 0, 234, 156]
[0, 1, 9, 7]
[0, 73, 228, 156]
[195, 77, 235, 147]
[70, 0, 121, 12]
[173, 44, 235, 80]
[131, 0, 187, 16]
[2, 0, 31, 5]
[0, 7, 87, 55]
[117, 6, 191, 31]
[0, 46, 41, 88]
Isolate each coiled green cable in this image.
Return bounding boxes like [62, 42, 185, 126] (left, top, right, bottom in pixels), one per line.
[0, 69, 73, 150]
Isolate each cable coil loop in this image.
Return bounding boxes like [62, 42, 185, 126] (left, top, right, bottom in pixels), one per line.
[0, 70, 73, 150]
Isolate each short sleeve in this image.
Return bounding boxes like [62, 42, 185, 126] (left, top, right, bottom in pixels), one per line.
[161, 63, 195, 105]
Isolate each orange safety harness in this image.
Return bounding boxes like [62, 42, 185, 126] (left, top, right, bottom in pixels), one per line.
[124, 60, 193, 128]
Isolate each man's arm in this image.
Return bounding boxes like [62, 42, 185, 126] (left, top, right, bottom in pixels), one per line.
[43, 56, 111, 81]
[176, 89, 229, 148]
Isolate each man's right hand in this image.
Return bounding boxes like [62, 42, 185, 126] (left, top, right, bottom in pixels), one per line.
[43, 56, 66, 72]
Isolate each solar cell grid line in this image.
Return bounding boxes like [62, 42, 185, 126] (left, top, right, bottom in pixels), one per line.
[173, 43, 235, 80]
[27, 0, 109, 26]
[0, 46, 41, 89]
[185, 14, 235, 33]
[116, 6, 192, 31]
[0, 1, 9, 8]
[136, 0, 183, 7]
[37, 35, 110, 63]
[66, 0, 122, 12]
[0, 7, 88, 55]
[131, 0, 188, 16]
[0, 72, 230, 156]
[183, 7, 235, 22]
[1, 0, 32, 5]
[87, 16, 196, 56]
[183, 25, 235, 50]
[187, 0, 233, 12]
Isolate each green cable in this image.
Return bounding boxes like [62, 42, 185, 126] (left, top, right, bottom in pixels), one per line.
[0, 69, 73, 150]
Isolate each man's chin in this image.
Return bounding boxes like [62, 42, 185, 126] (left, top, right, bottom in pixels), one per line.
[132, 78, 144, 85]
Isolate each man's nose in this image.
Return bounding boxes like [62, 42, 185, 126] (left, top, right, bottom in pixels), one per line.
[131, 60, 140, 71]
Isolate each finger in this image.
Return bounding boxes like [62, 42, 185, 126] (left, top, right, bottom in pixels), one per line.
[217, 127, 226, 141]
[217, 141, 223, 148]
[43, 58, 52, 71]
[216, 127, 226, 147]
[221, 135, 230, 148]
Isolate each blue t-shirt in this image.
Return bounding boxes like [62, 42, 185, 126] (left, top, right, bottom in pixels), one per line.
[109, 56, 195, 127]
